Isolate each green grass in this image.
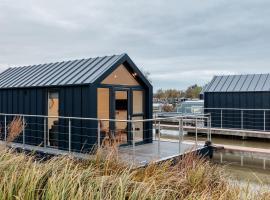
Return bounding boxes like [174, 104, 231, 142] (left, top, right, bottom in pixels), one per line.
[0, 146, 269, 200]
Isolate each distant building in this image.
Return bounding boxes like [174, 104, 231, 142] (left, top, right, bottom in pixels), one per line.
[176, 100, 204, 115]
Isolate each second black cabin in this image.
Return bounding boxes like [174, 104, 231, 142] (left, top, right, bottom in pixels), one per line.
[204, 74, 270, 131]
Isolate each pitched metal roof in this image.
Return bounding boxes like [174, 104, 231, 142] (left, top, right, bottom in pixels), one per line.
[204, 74, 270, 92]
[0, 54, 126, 88]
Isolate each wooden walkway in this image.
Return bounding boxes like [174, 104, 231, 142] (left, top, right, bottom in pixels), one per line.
[157, 124, 270, 139]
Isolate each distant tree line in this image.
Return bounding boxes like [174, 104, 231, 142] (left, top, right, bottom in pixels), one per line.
[154, 84, 202, 99]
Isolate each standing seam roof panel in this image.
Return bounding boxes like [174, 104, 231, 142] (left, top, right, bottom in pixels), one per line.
[0, 67, 18, 85]
[32, 62, 65, 86]
[0, 54, 127, 88]
[1, 64, 40, 88]
[44, 59, 83, 86]
[82, 55, 123, 84]
[0, 66, 28, 86]
[60, 58, 95, 85]
[204, 74, 270, 92]
[63, 58, 98, 84]
[262, 74, 270, 91]
[240, 74, 254, 91]
[17, 63, 50, 87]
[220, 75, 234, 92]
[42, 59, 87, 86]
[72, 56, 109, 84]
[51, 59, 91, 86]
[233, 75, 247, 91]
[206, 76, 221, 92]
[27, 61, 68, 87]
[203, 76, 217, 92]
[214, 76, 229, 92]
[247, 74, 261, 91]
[255, 74, 268, 91]
[74, 55, 122, 84]
[78, 56, 116, 84]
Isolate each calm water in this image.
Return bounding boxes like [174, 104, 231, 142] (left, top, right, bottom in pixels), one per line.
[159, 129, 270, 187]
[160, 129, 270, 149]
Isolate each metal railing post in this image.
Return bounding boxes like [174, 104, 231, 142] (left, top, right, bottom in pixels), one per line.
[209, 115, 212, 141]
[220, 109, 223, 128]
[181, 117, 184, 141]
[98, 120, 101, 147]
[132, 122, 136, 164]
[68, 118, 71, 153]
[4, 115, 7, 142]
[22, 116, 25, 148]
[195, 117, 198, 147]
[207, 117, 210, 141]
[154, 114, 157, 140]
[44, 117, 46, 148]
[158, 120, 161, 158]
[241, 110, 244, 130]
[178, 118, 181, 154]
[264, 110, 266, 131]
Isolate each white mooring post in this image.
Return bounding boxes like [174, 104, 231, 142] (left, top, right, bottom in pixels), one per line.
[264, 110, 266, 132]
[158, 120, 161, 158]
[4, 115, 7, 142]
[22, 116, 25, 148]
[263, 159, 266, 170]
[97, 120, 101, 148]
[44, 117, 46, 148]
[220, 153, 223, 163]
[68, 118, 71, 153]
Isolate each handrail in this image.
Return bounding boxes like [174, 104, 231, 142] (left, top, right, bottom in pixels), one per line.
[0, 113, 209, 123]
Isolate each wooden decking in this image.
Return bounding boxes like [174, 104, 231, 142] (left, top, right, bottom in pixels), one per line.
[0, 140, 203, 166]
[156, 124, 270, 139]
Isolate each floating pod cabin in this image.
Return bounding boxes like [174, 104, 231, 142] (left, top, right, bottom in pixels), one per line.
[204, 74, 270, 131]
[0, 54, 153, 152]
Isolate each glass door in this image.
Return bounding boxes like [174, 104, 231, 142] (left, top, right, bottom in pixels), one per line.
[47, 91, 59, 147]
[114, 89, 130, 145]
[132, 90, 144, 143]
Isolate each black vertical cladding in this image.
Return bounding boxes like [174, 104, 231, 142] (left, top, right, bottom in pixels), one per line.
[36, 88, 45, 145]
[87, 85, 98, 151]
[145, 85, 153, 143]
[81, 86, 92, 153]
[205, 91, 270, 131]
[30, 89, 37, 145]
[24, 89, 31, 144]
[72, 87, 82, 151]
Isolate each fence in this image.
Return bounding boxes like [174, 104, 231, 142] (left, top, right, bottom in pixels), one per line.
[205, 108, 270, 131]
[0, 113, 211, 164]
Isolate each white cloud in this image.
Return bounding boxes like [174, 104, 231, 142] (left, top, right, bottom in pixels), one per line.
[0, 0, 270, 90]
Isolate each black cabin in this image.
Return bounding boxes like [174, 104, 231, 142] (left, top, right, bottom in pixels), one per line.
[0, 53, 153, 152]
[204, 74, 270, 131]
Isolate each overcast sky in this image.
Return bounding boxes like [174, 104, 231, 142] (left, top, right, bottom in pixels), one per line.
[1, 0, 270, 91]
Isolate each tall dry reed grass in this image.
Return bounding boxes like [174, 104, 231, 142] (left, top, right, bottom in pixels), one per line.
[0, 147, 269, 200]
[6, 116, 25, 143]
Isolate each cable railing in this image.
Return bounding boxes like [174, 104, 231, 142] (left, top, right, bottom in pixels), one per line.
[0, 113, 211, 164]
[204, 108, 270, 132]
[156, 107, 270, 132]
